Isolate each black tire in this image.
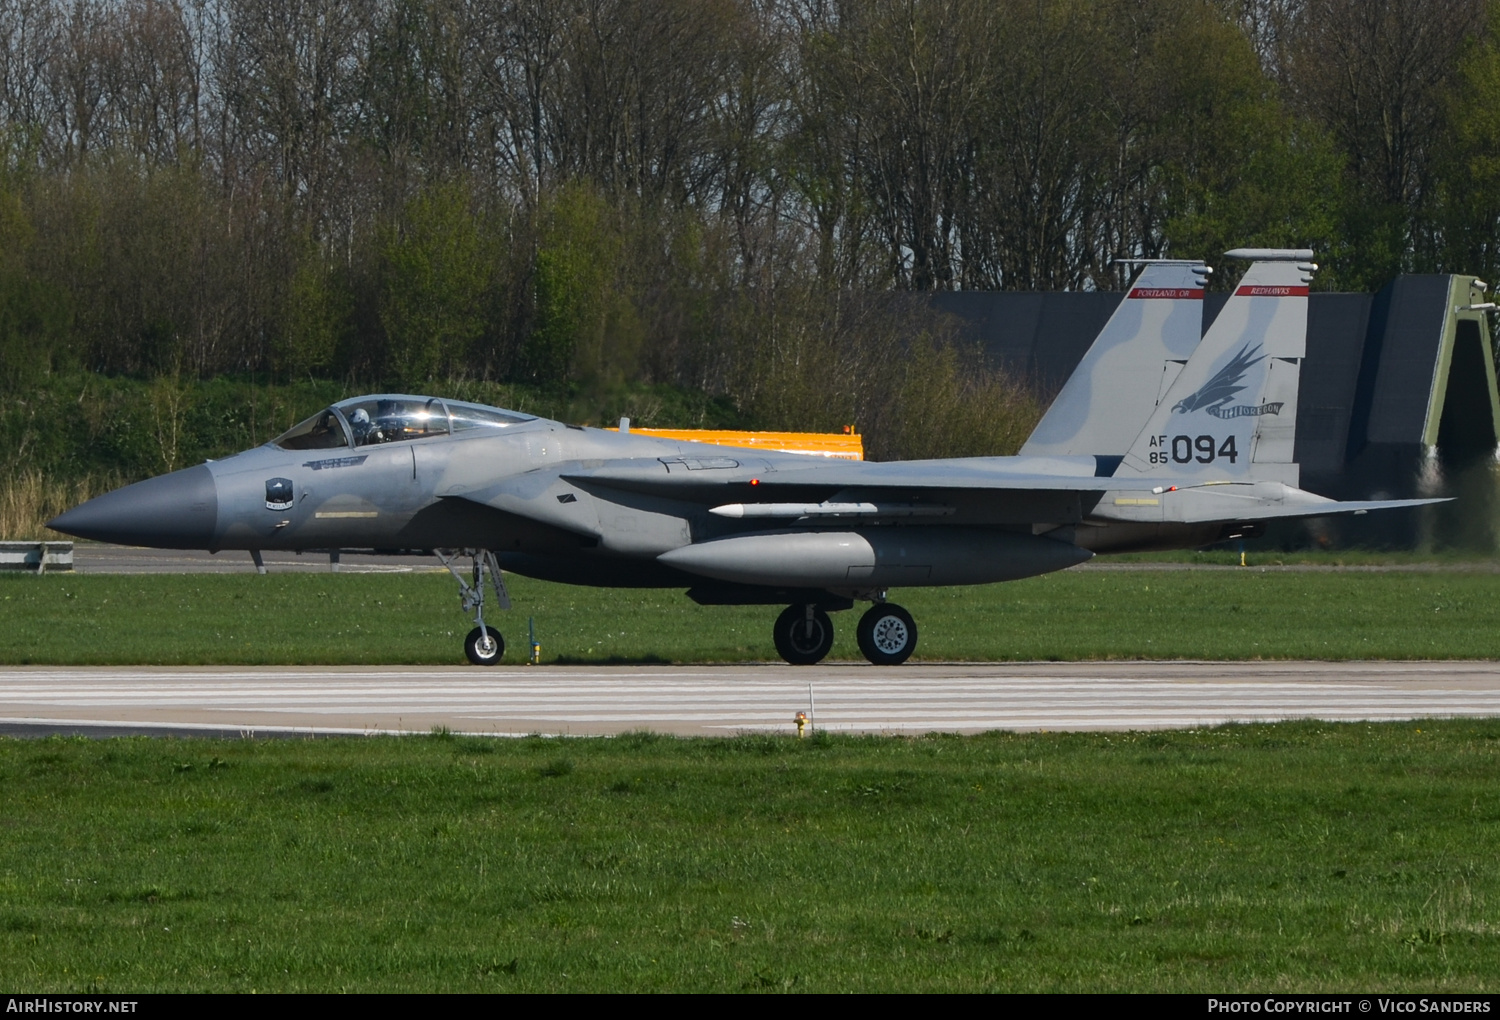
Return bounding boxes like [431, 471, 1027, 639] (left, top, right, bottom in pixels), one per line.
[856, 603, 917, 665]
[773, 604, 835, 665]
[464, 626, 505, 666]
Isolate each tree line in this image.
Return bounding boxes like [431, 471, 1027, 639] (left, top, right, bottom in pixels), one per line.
[0, 0, 1495, 427]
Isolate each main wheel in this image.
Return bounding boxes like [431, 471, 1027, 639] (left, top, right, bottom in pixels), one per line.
[773, 604, 835, 665]
[856, 603, 917, 665]
[464, 626, 505, 666]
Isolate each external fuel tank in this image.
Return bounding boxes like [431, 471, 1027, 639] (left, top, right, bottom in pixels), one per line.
[656, 527, 1091, 589]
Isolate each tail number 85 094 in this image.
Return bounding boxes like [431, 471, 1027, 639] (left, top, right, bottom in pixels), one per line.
[1147, 434, 1239, 464]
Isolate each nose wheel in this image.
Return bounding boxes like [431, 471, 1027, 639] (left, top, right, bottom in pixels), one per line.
[465, 626, 505, 666]
[774, 604, 835, 665]
[856, 603, 917, 665]
[437, 548, 510, 666]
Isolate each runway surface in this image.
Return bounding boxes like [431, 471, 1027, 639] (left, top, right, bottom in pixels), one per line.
[1, 661, 1498, 738]
[59, 543, 1500, 574]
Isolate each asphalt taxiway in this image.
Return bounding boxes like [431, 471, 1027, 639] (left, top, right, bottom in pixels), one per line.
[1, 661, 1498, 738]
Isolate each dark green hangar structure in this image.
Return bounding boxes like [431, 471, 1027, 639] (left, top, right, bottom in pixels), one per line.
[935, 275, 1500, 549]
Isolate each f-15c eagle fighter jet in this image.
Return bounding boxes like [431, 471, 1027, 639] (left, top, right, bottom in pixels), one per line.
[49, 250, 1442, 666]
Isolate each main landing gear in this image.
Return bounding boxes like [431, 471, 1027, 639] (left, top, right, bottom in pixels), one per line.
[774, 604, 835, 665]
[857, 602, 917, 666]
[772, 597, 918, 666]
[437, 548, 510, 665]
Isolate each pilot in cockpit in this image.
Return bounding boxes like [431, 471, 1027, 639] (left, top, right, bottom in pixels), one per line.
[349, 406, 374, 443]
[348, 403, 406, 445]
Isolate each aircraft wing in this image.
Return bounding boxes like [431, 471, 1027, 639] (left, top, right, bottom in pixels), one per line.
[560, 455, 1161, 494]
[551, 456, 1448, 526]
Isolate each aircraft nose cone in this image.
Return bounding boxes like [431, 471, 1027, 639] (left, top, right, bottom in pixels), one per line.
[47, 464, 218, 548]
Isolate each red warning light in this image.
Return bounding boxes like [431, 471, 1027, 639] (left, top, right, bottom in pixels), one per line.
[750, 479, 760, 486]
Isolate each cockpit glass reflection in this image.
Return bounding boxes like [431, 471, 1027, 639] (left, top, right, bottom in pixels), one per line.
[447, 400, 535, 431]
[274, 396, 532, 450]
[272, 408, 350, 450]
[340, 397, 450, 446]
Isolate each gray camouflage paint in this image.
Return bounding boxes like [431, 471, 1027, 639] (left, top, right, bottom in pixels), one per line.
[50, 255, 1439, 610]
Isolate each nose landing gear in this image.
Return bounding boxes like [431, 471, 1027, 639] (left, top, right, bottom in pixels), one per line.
[464, 626, 504, 665]
[437, 548, 510, 666]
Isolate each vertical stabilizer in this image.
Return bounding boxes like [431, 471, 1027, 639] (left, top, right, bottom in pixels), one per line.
[1021, 260, 1208, 460]
[1114, 250, 1316, 486]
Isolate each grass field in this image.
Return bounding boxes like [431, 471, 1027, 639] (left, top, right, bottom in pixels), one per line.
[1, 567, 1499, 664]
[1, 723, 1497, 992]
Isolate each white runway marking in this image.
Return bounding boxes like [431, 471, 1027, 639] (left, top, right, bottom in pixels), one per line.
[0, 662, 1498, 736]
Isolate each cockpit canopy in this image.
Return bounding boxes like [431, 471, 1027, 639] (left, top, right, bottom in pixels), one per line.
[272, 395, 535, 451]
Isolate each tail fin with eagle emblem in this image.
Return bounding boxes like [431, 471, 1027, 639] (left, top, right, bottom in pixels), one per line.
[1112, 249, 1315, 486]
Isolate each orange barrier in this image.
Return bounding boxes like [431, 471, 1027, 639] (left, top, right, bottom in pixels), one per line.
[606, 426, 863, 460]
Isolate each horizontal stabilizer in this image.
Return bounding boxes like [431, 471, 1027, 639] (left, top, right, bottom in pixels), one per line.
[1096, 477, 1452, 525]
[1104, 492, 1453, 525]
[1210, 496, 1452, 523]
